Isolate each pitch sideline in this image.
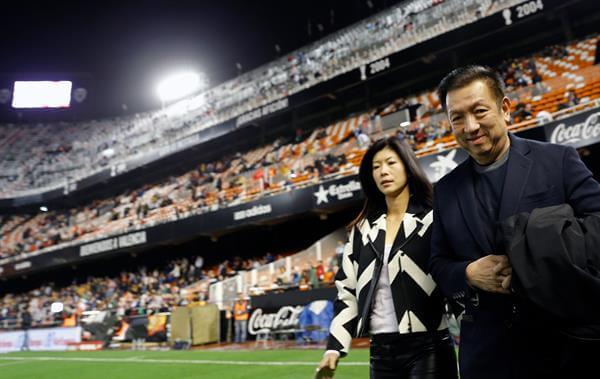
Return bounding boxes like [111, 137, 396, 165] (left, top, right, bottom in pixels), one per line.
[0, 356, 368, 366]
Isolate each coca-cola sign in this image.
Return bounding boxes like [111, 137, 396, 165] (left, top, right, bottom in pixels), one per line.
[545, 109, 600, 148]
[248, 305, 304, 335]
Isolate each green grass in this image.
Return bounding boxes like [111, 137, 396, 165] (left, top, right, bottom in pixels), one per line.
[0, 348, 370, 379]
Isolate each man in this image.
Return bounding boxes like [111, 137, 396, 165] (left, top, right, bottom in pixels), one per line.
[233, 293, 250, 344]
[355, 128, 371, 148]
[20, 307, 32, 351]
[429, 65, 600, 378]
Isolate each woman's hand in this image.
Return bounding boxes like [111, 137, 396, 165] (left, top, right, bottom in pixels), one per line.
[315, 351, 339, 379]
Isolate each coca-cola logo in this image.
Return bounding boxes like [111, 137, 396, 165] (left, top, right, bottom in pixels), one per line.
[550, 112, 600, 145]
[248, 306, 303, 335]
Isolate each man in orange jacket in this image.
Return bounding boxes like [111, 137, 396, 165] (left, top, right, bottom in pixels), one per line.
[233, 292, 250, 344]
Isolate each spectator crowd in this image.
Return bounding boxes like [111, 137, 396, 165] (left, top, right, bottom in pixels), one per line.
[0, 0, 521, 199]
[1, 246, 339, 331]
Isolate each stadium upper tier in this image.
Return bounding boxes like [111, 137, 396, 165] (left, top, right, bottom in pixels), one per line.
[0, 0, 523, 199]
[0, 113, 366, 261]
[1, 33, 599, 263]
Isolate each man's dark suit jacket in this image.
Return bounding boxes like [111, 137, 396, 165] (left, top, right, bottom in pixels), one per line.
[429, 133, 600, 378]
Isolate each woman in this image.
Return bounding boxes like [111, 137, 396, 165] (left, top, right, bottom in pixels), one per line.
[316, 137, 457, 378]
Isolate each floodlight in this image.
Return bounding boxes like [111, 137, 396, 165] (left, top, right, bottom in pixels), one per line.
[156, 71, 205, 103]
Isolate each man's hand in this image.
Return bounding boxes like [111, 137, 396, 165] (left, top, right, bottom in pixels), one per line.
[316, 351, 339, 379]
[466, 255, 512, 294]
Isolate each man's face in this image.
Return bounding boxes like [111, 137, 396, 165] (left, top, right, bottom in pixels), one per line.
[446, 80, 511, 165]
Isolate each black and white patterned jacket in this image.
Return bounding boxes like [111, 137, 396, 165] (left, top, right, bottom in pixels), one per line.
[326, 201, 448, 355]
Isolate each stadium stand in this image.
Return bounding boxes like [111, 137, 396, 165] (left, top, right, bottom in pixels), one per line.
[0, 243, 338, 331]
[0, 0, 523, 199]
[1, 33, 598, 262]
[1, 1, 599, 366]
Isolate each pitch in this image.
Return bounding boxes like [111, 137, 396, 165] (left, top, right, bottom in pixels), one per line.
[0, 349, 369, 379]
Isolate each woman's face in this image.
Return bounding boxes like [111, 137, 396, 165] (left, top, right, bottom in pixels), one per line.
[372, 146, 408, 197]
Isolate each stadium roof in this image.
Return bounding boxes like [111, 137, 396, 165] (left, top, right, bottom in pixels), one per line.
[0, 0, 398, 121]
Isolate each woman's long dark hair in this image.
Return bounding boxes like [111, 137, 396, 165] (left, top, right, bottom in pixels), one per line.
[349, 137, 433, 229]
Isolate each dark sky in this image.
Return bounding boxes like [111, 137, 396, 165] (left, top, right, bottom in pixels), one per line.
[0, 0, 396, 119]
